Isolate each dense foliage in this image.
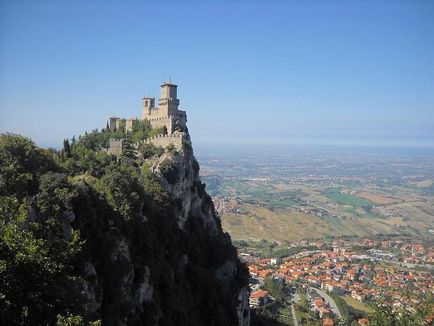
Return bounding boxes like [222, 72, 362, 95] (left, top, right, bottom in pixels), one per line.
[326, 292, 366, 325]
[0, 132, 248, 325]
[55, 119, 166, 177]
[368, 295, 434, 326]
[250, 277, 294, 325]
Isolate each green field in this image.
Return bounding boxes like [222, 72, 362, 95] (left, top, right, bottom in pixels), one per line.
[340, 296, 372, 313]
[204, 174, 434, 241]
[201, 150, 434, 242]
[323, 188, 373, 207]
[206, 178, 300, 209]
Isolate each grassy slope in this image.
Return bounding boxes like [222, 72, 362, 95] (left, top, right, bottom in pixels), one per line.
[322, 188, 373, 207]
[211, 178, 434, 241]
[220, 203, 434, 241]
[340, 296, 373, 313]
[221, 204, 396, 241]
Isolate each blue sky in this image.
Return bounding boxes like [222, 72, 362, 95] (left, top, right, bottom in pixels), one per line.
[1, 0, 433, 148]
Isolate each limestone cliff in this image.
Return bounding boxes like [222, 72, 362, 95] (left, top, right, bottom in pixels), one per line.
[151, 133, 251, 325]
[0, 131, 250, 326]
[104, 135, 249, 324]
[77, 133, 250, 325]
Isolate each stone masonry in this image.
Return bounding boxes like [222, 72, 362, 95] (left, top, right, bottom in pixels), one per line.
[108, 82, 188, 156]
[142, 82, 187, 134]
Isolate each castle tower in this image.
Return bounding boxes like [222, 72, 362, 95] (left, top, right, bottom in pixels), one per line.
[109, 116, 120, 131]
[142, 96, 155, 119]
[159, 82, 180, 117]
[140, 81, 187, 135]
[125, 118, 136, 132]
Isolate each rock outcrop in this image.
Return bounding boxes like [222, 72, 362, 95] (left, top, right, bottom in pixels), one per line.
[147, 132, 250, 325]
[76, 132, 250, 325]
[0, 131, 250, 326]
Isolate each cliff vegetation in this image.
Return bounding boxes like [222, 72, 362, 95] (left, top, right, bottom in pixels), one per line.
[0, 128, 249, 326]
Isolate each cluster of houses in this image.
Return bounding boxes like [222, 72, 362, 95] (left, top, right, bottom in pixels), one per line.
[308, 294, 332, 319]
[242, 238, 434, 325]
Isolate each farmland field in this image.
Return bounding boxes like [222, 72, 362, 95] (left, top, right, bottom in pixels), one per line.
[322, 188, 373, 207]
[197, 145, 434, 241]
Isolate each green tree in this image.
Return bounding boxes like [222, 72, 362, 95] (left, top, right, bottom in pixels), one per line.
[0, 137, 85, 324]
[159, 158, 179, 184]
[369, 296, 433, 326]
[63, 138, 72, 158]
[262, 276, 290, 303]
[139, 143, 164, 159]
[0, 133, 56, 198]
[121, 138, 136, 161]
[98, 162, 144, 220]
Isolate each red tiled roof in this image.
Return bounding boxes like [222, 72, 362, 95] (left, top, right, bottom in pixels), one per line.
[323, 318, 334, 326]
[250, 290, 269, 300]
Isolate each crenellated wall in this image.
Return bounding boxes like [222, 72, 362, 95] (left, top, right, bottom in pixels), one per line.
[145, 116, 173, 133]
[144, 133, 185, 149]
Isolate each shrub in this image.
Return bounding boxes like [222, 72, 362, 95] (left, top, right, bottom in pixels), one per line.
[166, 143, 177, 154]
[159, 158, 179, 184]
[139, 143, 164, 159]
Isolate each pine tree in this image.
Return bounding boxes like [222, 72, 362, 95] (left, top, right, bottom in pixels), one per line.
[63, 139, 71, 158]
[121, 138, 136, 161]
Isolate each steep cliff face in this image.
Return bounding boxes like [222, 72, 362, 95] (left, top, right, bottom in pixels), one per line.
[76, 134, 250, 325]
[152, 138, 218, 231]
[151, 134, 251, 325]
[0, 132, 250, 326]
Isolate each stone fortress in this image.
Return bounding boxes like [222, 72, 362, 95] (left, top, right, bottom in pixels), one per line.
[108, 81, 188, 155]
[142, 81, 187, 134]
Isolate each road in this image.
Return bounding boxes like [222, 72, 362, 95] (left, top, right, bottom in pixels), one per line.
[290, 304, 299, 326]
[293, 293, 301, 304]
[308, 287, 343, 319]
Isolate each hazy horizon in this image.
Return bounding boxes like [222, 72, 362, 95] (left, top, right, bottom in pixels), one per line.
[10, 131, 434, 154]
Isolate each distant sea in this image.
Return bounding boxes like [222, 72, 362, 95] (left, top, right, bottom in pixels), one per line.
[194, 140, 434, 158]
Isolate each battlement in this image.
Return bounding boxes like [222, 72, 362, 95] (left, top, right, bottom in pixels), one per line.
[145, 133, 184, 140]
[144, 133, 186, 149]
[106, 82, 189, 154]
[147, 116, 173, 122]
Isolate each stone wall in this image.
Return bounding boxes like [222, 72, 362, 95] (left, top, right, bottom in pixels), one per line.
[109, 117, 120, 131]
[109, 138, 123, 156]
[125, 118, 136, 132]
[144, 133, 185, 149]
[145, 116, 173, 134]
[142, 107, 163, 120]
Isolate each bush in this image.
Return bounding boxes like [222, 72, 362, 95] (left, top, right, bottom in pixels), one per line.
[166, 143, 177, 154]
[159, 158, 179, 184]
[182, 139, 192, 150]
[0, 133, 57, 198]
[139, 143, 164, 159]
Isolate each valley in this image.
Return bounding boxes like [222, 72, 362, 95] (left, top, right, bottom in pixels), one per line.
[197, 145, 434, 241]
